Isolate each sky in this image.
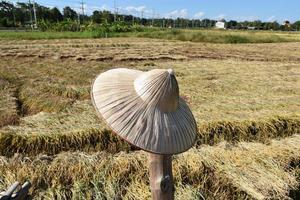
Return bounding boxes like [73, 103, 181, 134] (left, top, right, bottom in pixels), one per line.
[11, 0, 300, 22]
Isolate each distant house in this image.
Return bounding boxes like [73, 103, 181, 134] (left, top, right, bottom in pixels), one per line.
[215, 20, 226, 29]
[247, 26, 256, 30]
[283, 20, 291, 28]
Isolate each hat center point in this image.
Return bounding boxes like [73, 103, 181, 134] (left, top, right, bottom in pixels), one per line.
[134, 69, 179, 112]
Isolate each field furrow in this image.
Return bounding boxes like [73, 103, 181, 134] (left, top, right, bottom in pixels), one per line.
[1, 38, 300, 62]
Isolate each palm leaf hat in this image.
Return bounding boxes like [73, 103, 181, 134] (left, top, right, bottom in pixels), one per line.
[91, 68, 197, 154]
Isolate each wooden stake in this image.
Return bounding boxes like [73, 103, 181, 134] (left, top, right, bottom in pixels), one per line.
[149, 153, 174, 200]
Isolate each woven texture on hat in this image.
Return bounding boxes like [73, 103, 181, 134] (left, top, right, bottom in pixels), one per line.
[92, 68, 197, 154]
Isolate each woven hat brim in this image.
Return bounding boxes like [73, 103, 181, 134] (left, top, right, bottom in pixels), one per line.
[91, 68, 197, 155]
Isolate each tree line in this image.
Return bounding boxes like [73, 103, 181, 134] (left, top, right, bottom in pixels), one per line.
[1, 1, 300, 31]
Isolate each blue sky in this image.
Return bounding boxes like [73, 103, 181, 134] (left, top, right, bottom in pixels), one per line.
[11, 0, 300, 22]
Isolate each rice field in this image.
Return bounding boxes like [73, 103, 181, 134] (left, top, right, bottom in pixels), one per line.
[0, 36, 299, 199]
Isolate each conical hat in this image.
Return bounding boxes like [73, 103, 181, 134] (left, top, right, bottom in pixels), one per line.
[91, 68, 197, 154]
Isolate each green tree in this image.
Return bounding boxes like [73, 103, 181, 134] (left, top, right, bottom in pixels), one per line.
[35, 4, 51, 21]
[50, 7, 63, 22]
[293, 21, 300, 31]
[0, 1, 15, 26]
[226, 20, 238, 29]
[252, 20, 262, 29]
[263, 22, 276, 30]
[14, 2, 31, 25]
[63, 6, 77, 20]
[101, 10, 114, 23]
[92, 10, 102, 23]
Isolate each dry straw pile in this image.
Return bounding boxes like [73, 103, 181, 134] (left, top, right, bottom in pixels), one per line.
[0, 135, 299, 199]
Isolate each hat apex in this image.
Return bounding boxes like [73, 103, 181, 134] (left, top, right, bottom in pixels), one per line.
[134, 69, 179, 112]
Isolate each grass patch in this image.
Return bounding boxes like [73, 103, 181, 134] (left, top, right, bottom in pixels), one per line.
[1, 29, 300, 43]
[115, 29, 300, 43]
[0, 31, 95, 40]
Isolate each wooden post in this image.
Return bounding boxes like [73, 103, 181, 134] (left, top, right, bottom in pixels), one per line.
[149, 153, 174, 200]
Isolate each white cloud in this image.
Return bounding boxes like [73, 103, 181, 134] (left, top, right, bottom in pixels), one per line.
[82, 4, 112, 15]
[194, 11, 205, 19]
[100, 4, 111, 11]
[45, 4, 55, 8]
[165, 9, 188, 18]
[84, 4, 111, 13]
[216, 14, 226, 20]
[125, 6, 146, 13]
[124, 5, 154, 17]
[267, 16, 276, 22]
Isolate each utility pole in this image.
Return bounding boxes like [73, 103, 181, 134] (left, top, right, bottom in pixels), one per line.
[151, 10, 155, 27]
[28, 0, 33, 29]
[173, 18, 176, 28]
[141, 10, 144, 25]
[157, 14, 160, 27]
[77, 11, 80, 30]
[114, 0, 116, 22]
[32, 0, 37, 28]
[116, 7, 119, 21]
[80, 1, 85, 24]
[122, 10, 125, 22]
[12, 2, 16, 27]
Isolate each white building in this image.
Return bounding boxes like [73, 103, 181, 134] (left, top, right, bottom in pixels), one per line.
[215, 21, 225, 29]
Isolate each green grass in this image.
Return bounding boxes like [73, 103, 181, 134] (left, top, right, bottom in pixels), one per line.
[117, 29, 300, 43]
[0, 31, 96, 40]
[1, 29, 300, 43]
